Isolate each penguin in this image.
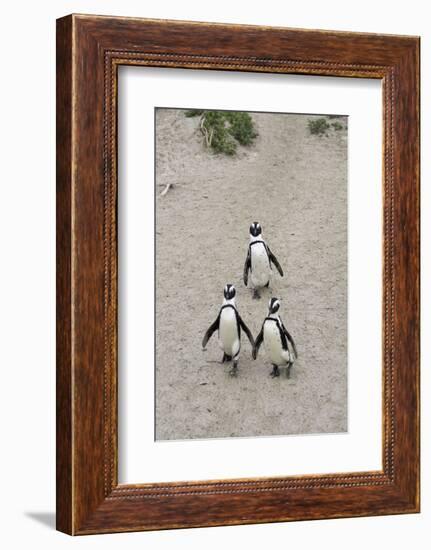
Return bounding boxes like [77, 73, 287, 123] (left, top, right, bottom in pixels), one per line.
[202, 284, 254, 376]
[243, 222, 284, 299]
[253, 297, 298, 378]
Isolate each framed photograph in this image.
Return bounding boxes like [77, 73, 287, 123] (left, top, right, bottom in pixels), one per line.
[56, 14, 420, 534]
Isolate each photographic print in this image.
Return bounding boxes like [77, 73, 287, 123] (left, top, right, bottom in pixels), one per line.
[155, 107, 348, 441]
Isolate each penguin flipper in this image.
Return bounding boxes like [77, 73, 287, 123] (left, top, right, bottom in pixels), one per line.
[253, 325, 264, 360]
[281, 319, 298, 359]
[268, 247, 284, 277]
[202, 315, 220, 349]
[238, 314, 255, 349]
[243, 248, 251, 286]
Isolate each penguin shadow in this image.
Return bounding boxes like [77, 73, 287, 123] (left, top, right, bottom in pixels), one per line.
[201, 350, 243, 378]
[273, 364, 298, 381]
[200, 350, 235, 379]
[247, 285, 273, 303]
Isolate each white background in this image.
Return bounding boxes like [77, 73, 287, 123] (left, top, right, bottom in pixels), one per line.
[119, 68, 382, 483]
[0, 1, 428, 549]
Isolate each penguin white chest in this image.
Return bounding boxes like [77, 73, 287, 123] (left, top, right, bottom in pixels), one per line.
[264, 321, 289, 365]
[219, 308, 240, 356]
[250, 243, 270, 288]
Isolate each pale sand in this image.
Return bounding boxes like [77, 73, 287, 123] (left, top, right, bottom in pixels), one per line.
[155, 109, 347, 440]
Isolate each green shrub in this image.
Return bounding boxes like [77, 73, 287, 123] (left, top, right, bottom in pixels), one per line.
[331, 121, 344, 131]
[202, 111, 237, 155]
[308, 118, 331, 137]
[185, 109, 257, 155]
[225, 111, 258, 146]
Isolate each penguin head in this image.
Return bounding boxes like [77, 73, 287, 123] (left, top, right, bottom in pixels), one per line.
[223, 284, 236, 301]
[249, 222, 262, 238]
[268, 297, 281, 315]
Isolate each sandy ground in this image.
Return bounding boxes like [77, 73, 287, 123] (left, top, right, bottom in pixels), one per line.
[155, 109, 347, 440]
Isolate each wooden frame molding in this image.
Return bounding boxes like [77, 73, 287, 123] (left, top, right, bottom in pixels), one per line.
[56, 14, 420, 534]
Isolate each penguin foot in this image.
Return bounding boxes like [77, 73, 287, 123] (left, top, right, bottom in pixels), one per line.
[252, 289, 261, 300]
[286, 364, 292, 379]
[270, 365, 280, 378]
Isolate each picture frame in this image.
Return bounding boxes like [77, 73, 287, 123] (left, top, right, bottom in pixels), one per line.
[56, 14, 420, 535]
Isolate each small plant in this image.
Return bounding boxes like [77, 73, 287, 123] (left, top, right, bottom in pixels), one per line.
[185, 109, 258, 155]
[185, 109, 204, 117]
[308, 118, 331, 137]
[225, 111, 258, 146]
[331, 121, 344, 131]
